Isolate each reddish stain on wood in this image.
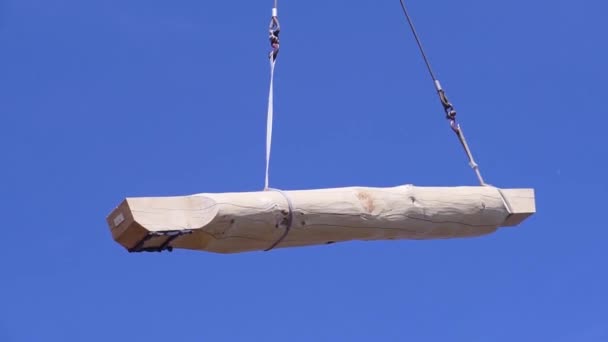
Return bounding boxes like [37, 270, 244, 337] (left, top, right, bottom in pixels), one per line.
[357, 191, 375, 213]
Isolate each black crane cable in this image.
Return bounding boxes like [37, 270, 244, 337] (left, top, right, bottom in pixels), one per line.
[398, 0, 487, 186]
[398, 0, 438, 83]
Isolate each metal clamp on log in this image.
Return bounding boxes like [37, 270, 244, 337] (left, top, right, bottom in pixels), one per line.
[129, 229, 193, 253]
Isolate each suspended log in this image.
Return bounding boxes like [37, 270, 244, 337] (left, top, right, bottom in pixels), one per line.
[106, 184, 535, 254]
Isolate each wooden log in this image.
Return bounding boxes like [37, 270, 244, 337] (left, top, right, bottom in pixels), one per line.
[106, 185, 535, 254]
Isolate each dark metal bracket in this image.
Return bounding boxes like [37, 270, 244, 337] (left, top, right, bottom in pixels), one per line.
[128, 229, 193, 253]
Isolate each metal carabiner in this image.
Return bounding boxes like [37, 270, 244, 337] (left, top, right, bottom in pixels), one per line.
[268, 15, 280, 61]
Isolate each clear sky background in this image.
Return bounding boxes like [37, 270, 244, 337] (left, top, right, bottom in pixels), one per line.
[1, 0, 606, 341]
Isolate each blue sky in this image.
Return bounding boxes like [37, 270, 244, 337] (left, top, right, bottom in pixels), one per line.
[1, 0, 607, 341]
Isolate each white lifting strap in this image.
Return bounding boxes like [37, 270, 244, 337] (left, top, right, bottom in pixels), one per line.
[265, 57, 276, 190]
[265, 7, 280, 190]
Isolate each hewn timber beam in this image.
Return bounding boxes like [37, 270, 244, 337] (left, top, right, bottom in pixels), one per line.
[106, 185, 535, 254]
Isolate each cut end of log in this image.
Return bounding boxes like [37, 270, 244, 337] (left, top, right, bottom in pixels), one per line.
[106, 195, 218, 252]
[106, 185, 536, 254]
[107, 199, 147, 251]
[499, 188, 536, 227]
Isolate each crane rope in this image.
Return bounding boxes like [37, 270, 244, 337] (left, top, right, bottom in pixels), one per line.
[263, 0, 294, 252]
[263, 0, 489, 188]
[398, 0, 487, 186]
[265, 0, 280, 190]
